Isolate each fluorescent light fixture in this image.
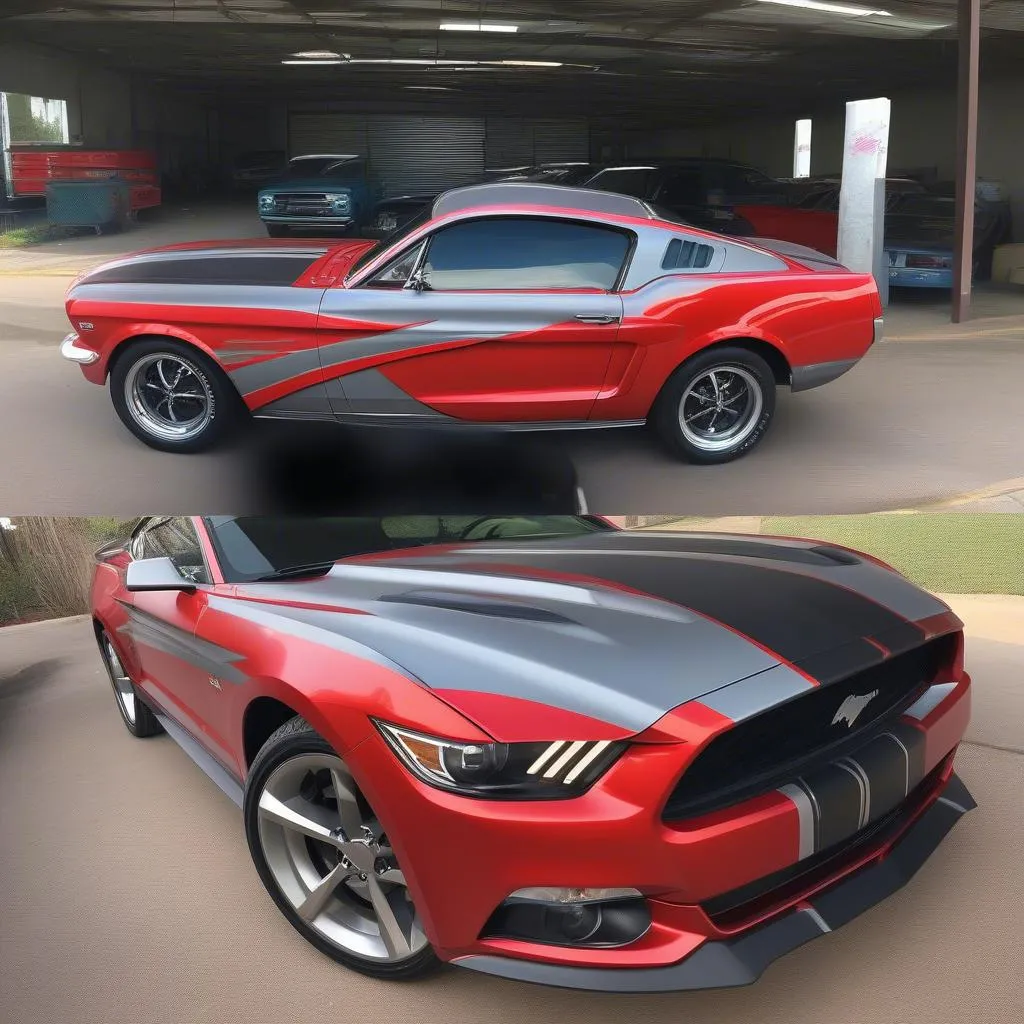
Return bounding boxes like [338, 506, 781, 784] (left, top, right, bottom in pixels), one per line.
[292, 50, 345, 59]
[281, 60, 344, 65]
[347, 58, 473, 65]
[406, 85, 455, 91]
[498, 60, 563, 67]
[755, 0, 892, 15]
[439, 21, 519, 32]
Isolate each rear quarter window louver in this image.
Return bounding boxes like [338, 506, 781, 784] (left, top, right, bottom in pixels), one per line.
[662, 237, 715, 270]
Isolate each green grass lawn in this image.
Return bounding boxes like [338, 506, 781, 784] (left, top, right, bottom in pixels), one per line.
[0, 223, 76, 248]
[762, 514, 1024, 595]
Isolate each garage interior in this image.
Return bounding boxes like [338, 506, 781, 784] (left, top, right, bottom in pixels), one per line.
[2, 0, 1024, 322]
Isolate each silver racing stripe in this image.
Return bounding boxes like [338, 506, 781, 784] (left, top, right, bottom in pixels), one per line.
[778, 783, 816, 860]
[116, 603, 249, 684]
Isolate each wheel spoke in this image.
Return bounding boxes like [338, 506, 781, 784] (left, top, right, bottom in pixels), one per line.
[685, 406, 717, 425]
[377, 866, 406, 885]
[709, 371, 722, 402]
[156, 360, 174, 389]
[166, 397, 179, 423]
[366, 875, 412, 959]
[258, 791, 341, 847]
[296, 861, 351, 922]
[330, 768, 365, 840]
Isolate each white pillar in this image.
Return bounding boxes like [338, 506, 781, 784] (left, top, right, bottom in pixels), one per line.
[837, 98, 891, 289]
[793, 119, 812, 178]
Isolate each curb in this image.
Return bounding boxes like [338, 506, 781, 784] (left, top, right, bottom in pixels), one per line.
[0, 613, 91, 633]
[887, 478, 1024, 513]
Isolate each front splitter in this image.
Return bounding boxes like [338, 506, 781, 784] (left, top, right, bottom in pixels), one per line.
[453, 773, 976, 993]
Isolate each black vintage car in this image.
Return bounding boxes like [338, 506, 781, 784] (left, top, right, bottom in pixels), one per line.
[584, 159, 791, 235]
[363, 163, 599, 238]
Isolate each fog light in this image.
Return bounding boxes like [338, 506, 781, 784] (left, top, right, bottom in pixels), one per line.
[482, 887, 650, 949]
[545, 903, 602, 943]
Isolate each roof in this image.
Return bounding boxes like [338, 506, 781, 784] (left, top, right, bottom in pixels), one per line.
[433, 182, 654, 221]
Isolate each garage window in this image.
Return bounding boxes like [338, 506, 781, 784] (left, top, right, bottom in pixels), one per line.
[422, 217, 632, 291]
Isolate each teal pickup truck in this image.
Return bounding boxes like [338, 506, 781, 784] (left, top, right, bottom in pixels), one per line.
[257, 154, 379, 236]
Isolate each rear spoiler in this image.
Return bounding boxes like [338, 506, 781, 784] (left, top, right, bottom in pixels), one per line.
[744, 236, 849, 271]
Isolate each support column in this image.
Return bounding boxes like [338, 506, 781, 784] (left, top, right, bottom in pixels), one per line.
[952, 0, 981, 324]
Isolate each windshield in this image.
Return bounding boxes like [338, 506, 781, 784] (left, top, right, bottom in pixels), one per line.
[587, 168, 654, 199]
[206, 516, 612, 583]
[350, 205, 433, 278]
[287, 157, 358, 179]
[890, 195, 956, 219]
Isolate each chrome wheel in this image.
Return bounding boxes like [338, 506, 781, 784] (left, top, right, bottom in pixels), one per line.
[256, 753, 427, 964]
[123, 353, 214, 443]
[679, 365, 764, 453]
[103, 637, 136, 724]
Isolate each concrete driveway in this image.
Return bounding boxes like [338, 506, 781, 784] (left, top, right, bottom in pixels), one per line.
[0, 599, 1021, 1024]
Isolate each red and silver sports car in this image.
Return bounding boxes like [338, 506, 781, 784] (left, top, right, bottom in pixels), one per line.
[91, 515, 974, 992]
[62, 183, 884, 464]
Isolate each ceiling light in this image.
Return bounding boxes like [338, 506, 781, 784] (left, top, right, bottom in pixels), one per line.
[406, 85, 455, 91]
[292, 50, 345, 59]
[281, 60, 344, 65]
[347, 58, 472, 65]
[439, 21, 519, 33]
[498, 60, 563, 67]
[755, 0, 892, 15]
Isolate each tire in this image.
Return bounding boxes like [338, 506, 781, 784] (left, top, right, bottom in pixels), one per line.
[98, 630, 163, 738]
[109, 337, 246, 453]
[651, 346, 776, 464]
[244, 717, 440, 981]
[266, 224, 290, 237]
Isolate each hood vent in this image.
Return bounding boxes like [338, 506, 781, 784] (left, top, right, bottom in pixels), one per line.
[378, 589, 574, 625]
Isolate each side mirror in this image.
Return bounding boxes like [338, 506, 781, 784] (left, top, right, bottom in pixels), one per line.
[404, 267, 431, 292]
[126, 556, 197, 594]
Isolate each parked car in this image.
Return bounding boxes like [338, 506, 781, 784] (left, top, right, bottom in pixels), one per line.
[583, 159, 791, 235]
[230, 149, 288, 192]
[365, 163, 600, 238]
[91, 514, 974, 989]
[257, 154, 379, 237]
[885, 194, 1005, 289]
[60, 182, 883, 462]
[734, 179, 931, 258]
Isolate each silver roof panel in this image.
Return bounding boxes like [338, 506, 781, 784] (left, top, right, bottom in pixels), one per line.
[433, 183, 655, 221]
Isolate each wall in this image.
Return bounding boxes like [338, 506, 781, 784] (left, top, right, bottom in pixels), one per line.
[0, 41, 213, 178]
[645, 76, 1024, 237]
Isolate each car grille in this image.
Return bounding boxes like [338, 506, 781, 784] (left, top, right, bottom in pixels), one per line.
[701, 758, 949, 929]
[663, 633, 957, 820]
[272, 193, 344, 217]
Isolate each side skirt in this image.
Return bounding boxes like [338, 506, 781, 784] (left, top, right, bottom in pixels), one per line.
[153, 711, 245, 808]
[252, 412, 647, 432]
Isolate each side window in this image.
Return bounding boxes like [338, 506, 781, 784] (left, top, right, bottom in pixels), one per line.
[421, 217, 631, 291]
[141, 517, 211, 585]
[366, 242, 425, 289]
[657, 171, 704, 209]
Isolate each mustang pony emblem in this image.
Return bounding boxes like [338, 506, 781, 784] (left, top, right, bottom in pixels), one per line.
[831, 690, 880, 728]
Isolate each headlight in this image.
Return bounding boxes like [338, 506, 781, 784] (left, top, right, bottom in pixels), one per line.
[325, 193, 350, 207]
[374, 721, 626, 799]
[258, 194, 275, 208]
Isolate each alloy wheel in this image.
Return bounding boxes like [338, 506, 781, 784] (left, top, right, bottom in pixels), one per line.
[123, 353, 214, 443]
[103, 637, 136, 724]
[678, 365, 764, 453]
[256, 753, 428, 964]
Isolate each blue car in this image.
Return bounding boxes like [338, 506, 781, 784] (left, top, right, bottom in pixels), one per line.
[257, 154, 378, 237]
[886, 194, 1003, 289]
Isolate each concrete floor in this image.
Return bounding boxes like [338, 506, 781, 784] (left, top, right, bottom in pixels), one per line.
[0, 601, 1021, 1024]
[2, 201, 1024, 514]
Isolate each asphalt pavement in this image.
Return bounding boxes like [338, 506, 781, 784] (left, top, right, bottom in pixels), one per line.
[3, 271, 1024, 514]
[1, 605, 1022, 1024]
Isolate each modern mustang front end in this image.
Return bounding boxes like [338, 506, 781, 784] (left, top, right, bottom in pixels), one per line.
[347, 624, 974, 991]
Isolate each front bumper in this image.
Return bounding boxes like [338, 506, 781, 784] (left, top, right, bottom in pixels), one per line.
[260, 215, 354, 228]
[889, 267, 953, 290]
[454, 773, 975, 992]
[344, 673, 971, 978]
[59, 332, 99, 365]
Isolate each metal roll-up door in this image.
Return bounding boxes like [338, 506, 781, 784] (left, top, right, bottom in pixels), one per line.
[532, 119, 590, 164]
[288, 113, 368, 159]
[484, 117, 535, 171]
[367, 116, 485, 196]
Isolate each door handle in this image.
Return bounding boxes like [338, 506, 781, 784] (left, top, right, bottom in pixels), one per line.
[575, 314, 620, 324]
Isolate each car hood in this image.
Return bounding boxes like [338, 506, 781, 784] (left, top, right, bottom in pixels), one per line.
[220, 532, 956, 739]
[262, 178, 361, 192]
